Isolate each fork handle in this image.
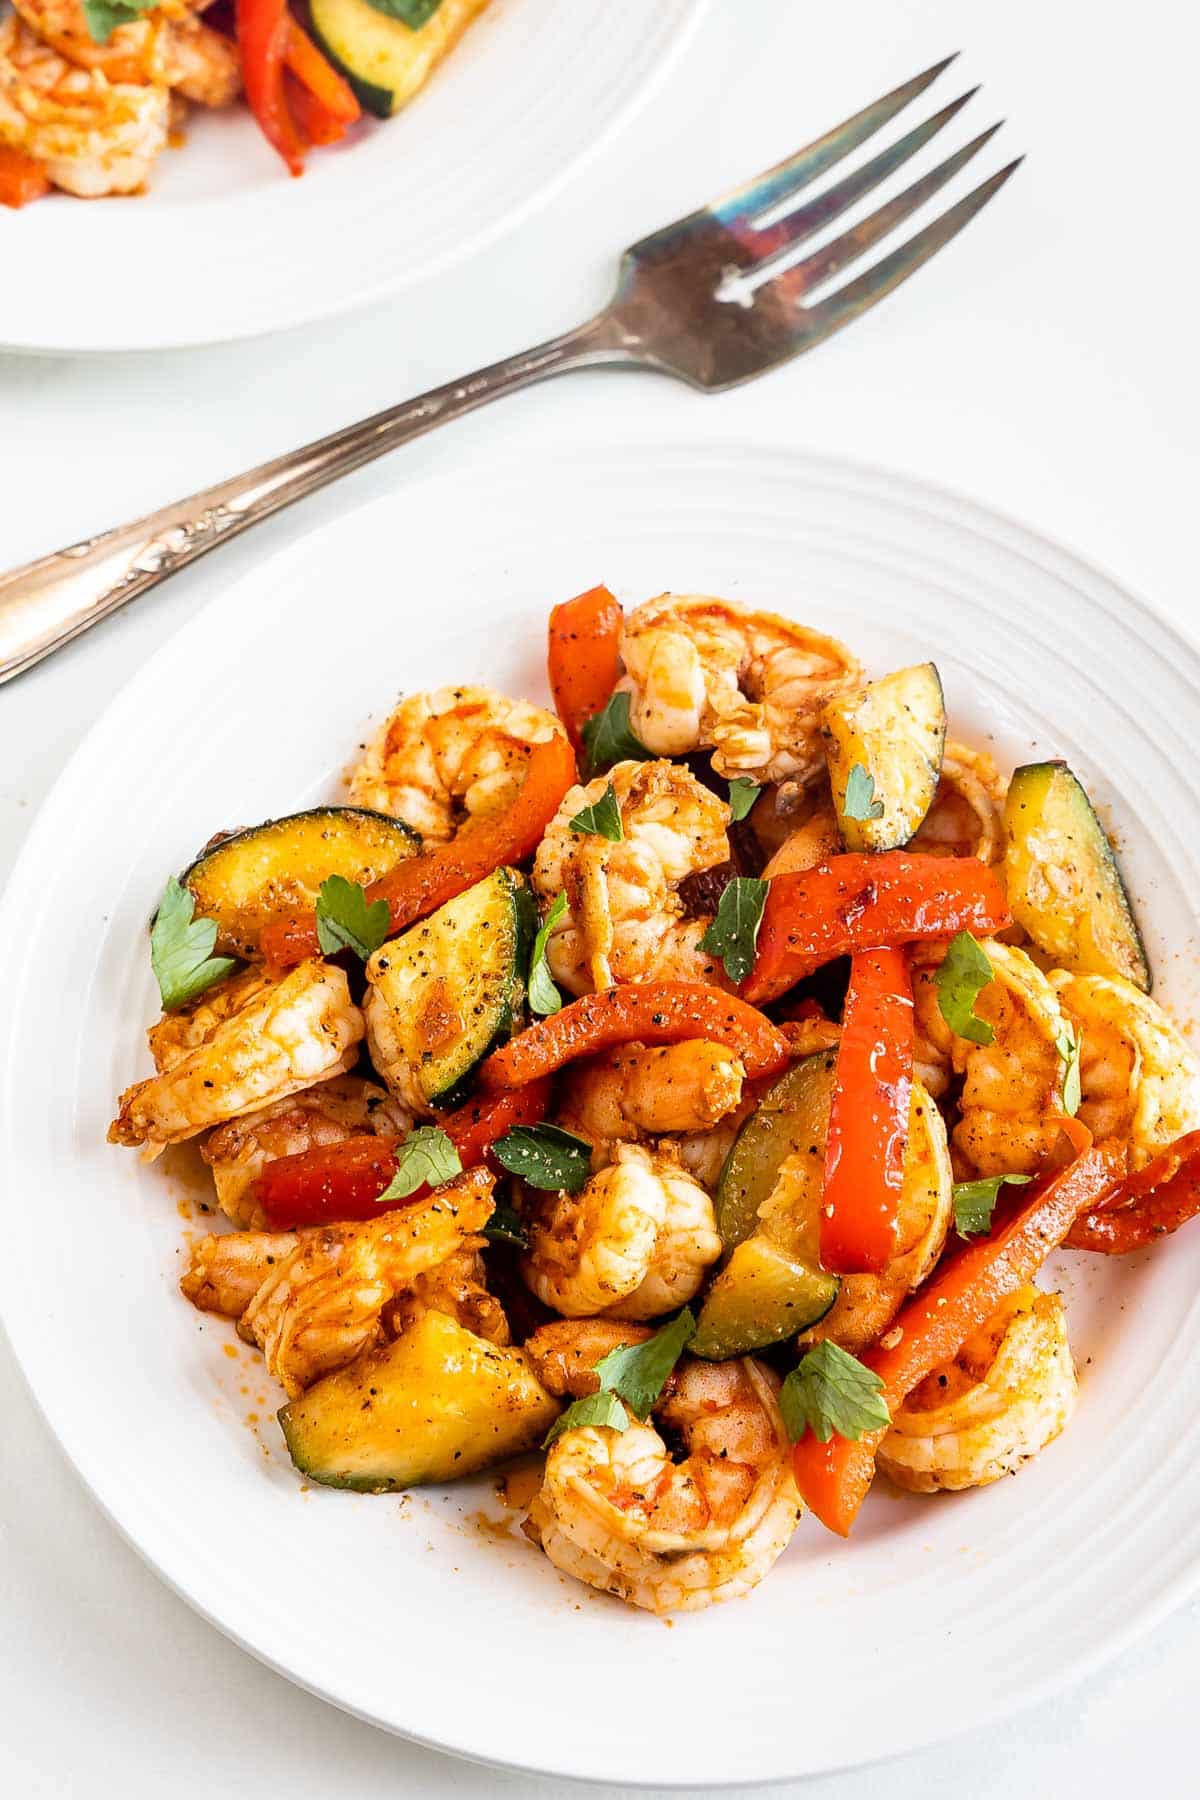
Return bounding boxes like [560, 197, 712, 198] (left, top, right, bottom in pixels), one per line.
[0, 312, 628, 686]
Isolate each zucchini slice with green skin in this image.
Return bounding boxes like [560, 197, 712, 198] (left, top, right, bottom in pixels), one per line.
[691, 1238, 838, 1359]
[183, 807, 419, 957]
[821, 662, 946, 852]
[714, 1052, 838, 1252]
[1003, 760, 1150, 992]
[308, 0, 493, 120]
[279, 1311, 560, 1492]
[364, 865, 533, 1111]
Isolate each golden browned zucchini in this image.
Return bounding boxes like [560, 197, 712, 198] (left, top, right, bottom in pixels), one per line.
[822, 663, 946, 851]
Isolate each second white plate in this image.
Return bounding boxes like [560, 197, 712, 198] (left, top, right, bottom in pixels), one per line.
[3, 443, 1200, 1784]
[1, 0, 705, 353]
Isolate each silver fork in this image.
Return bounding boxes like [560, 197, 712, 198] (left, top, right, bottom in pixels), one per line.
[0, 56, 1019, 685]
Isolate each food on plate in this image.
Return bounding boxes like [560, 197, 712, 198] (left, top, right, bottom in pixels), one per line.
[0, 0, 492, 204]
[108, 584, 1200, 1614]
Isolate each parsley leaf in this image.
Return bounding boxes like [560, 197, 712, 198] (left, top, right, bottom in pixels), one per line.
[779, 1340, 890, 1445]
[727, 777, 762, 823]
[935, 930, 995, 1046]
[543, 1308, 697, 1447]
[594, 1307, 696, 1417]
[82, 0, 156, 44]
[568, 783, 624, 843]
[543, 1389, 630, 1448]
[494, 1123, 592, 1193]
[698, 876, 769, 983]
[842, 763, 886, 822]
[1056, 1020, 1082, 1116]
[953, 1171, 1032, 1237]
[150, 877, 238, 1012]
[482, 1198, 528, 1248]
[376, 1126, 462, 1202]
[580, 692, 652, 778]
[527, 891, 566, 1017]
[315, 875, 391, 962]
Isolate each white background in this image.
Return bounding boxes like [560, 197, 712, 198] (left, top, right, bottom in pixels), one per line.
[2, 0, 1197, 1793]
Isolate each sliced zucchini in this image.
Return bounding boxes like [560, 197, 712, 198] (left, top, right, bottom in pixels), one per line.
[714, 1051, 837, 1252]
[364, 866, 533, 1110]
[279, 1311, 560, 1492]
[821, 662, 946, 852]
[308, 0, 493, 120]
[690, 1237, 837, 1359]
[1003, 760, 1150, 991]
[182, 807, 419, 957]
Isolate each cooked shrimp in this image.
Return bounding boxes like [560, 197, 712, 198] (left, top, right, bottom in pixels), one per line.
[181, 1167, 495, 1395]
[348, 684, 564, 843]
[878, 1287, 1076, 1492]
[523, 1318, 654, 1397]
[1051, 970, 1200, 1173]
[12, 0, 239, 104]
[761, 798, 842, 878]
[108, 961, 364, 1150]
[384, 1247, 509, 1347]
[201, 1075, 409, 1228]
[555, 1040, 746, 1162]
[913, 940, 1067, 1176]
[909, 741, 1006, 863]
[522, 1143, 721, 1320]
[526, 1356, 801, 1614]
[0, 13, 168, 196]
[617, 594, 862, 786]
[532, 757, 730, 995]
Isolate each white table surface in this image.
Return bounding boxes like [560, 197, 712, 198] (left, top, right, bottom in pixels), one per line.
[3, 0, 1197, 1792]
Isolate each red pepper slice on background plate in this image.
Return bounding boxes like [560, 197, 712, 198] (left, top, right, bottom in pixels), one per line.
[743, 852, 1012, 1004]
[283, 18, 360, 124]
[262, 731, 577, 967]
[254, 1079, 553, 1227]
[0, 146, 51, 209]
[1065, 1129, 1200, 1253]
[547, 585, 624, 755]
[479, 982, 791, 1090]
[820, 947, 913, 1275]
[237, 0, 306, 176]
[792, 1119, 1117, 1536]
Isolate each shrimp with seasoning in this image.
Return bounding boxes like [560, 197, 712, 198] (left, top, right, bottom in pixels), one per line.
[1051, 970, 1200, 1173]
[384, 1246, 510, 1347]
[532, 757, 730, 995]
[913, 940, 1068, 1176]
[878, 1287, 1077, 1492]
[908, 741, 1007, 863]
[181, 1166, 496, 1395]
[348, 684, 564, 843]
[12, 0, 240, 105]
[617, 594, 862, 786]
[555, 1039, 746, 1164]
[526, 1353, 802, 1614]
[0, 12, 168, 196]
[522, 1143, 722, 1320]
[108, 961, 364, 1151]
[201, 1074, 409, 1228]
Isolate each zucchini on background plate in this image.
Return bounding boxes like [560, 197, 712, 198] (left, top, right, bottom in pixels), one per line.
[309, 0, 494, 120]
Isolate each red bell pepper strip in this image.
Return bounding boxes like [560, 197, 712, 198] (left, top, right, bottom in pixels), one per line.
[283, 18, 361, 122]
[0, 146, 51, 209]
[237, 0, 305, 177]
[547, 585, 623, 756]
[479, 982, 791, 1090]
[743, 853, 1012, 1004]
[1064, 1129, 1200, 1254]
[793, 1119, 1117, 1536]
[262, 731, 577, 968]
[254, 1078, 552, 1227]
[287, 80, 347, 147]
[820, 948, 913, 1275]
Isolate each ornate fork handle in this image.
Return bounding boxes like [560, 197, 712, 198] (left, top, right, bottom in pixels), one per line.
[0, 313, 628, 686]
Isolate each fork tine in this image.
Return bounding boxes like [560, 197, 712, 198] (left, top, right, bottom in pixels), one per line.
[775, 159, 1023, 346]
[713, 54, 959, 227]
[763, 122, 1003, 298]
[738, 89, 980, 264]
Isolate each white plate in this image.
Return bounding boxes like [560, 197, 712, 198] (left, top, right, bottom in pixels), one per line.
[4, 443, 1200, 1787]
[1, 0, 704, 354]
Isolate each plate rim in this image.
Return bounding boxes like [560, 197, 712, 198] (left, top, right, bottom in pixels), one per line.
[0, 0, 709, 356]
[3, 439, 1199, 1784]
